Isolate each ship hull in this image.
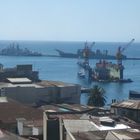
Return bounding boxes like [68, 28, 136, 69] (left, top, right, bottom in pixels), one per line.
[56, 49, 127, 60]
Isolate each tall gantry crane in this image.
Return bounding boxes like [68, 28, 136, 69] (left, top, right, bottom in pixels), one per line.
[116, 38, 135, 79]
[116, 38, 135, 65]
[83, 41, 95, 65]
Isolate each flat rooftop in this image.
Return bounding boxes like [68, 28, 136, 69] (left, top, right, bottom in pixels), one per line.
[63, 120, 98, 132]
[45, 111, 82, 120]
[37, 80, 78, 87]
[0, 80, 79, 88]
[41, 104, 94, 112]
[111, 100, 140, 110]
[7, 78, 32, 84]
[72, 129, 140, 140]
[0, 82, 43, 88]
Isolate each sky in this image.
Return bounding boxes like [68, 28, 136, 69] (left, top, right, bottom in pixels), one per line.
[0, 0, 140, 42]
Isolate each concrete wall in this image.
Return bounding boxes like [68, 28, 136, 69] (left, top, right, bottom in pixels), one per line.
[43, 112, 47, 140]
[22, 127, 32, 136]
[33, 127, 43, 135]
[59, 85, 81, 103]
[109, 67, 120, 79]
[2, 84, 80, 104]
[17, 118, 26, 135]
[4, 87, 51, 104]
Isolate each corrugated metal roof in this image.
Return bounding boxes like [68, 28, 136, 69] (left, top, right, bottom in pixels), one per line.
[0, 98, 43, 123]
[111, 129, 140, 140]
[37, 80, 77, 87]
[47, 113, 81, 120]
[72, 129, 140, 140]
[0, 80, 79, 88]
[52, 104, 95, 112]
[111, 100, 140, 110]
[23, 120, 43, 127]
[0, 130, 28, 140]
[72, 131, 108, 140]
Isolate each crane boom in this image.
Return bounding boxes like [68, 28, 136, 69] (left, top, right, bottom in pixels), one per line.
[116, 39, 135, 80]
[89, 42, 95, 50]
[116, 38, 135, 65]
[120, 38, 135, 52]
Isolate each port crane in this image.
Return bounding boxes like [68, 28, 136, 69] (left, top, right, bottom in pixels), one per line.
[116, 38, 135, 65]
[116, 38, 135, 79]
[83, 41, 95, 64]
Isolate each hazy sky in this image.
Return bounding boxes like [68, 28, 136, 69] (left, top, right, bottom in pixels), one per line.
[0, 0, 140, 42]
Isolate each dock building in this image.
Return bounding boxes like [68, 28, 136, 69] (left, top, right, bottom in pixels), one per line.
[0, 78, 81, 105]
[0, 64, 81, 105]
[0, 64, 39, 82]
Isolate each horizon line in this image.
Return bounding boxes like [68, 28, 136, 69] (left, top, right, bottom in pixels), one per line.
[0, 39, 139, 43]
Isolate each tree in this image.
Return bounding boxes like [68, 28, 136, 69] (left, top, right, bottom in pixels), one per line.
[87, 85, 106, 107]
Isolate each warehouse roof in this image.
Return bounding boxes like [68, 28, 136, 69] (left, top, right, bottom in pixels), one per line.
[111, 100, 140, 110]
[72, 129, 140, 140]
[37, 80, 78, 87]
[0, 97, 43, 123]
[0, 80, 79, 88]
[63, 120, 98, 132]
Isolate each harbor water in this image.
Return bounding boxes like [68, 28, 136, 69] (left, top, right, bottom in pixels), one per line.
[0, 40, 140, 105]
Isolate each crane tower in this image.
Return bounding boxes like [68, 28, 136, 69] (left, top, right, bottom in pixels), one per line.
[116, 39, 135, 79]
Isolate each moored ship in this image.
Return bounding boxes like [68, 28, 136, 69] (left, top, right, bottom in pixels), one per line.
[0, 43, 43, 56]
[56, 42, 127, 60]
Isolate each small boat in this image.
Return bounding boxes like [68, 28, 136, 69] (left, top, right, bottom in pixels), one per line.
[77, 69, 86, 78]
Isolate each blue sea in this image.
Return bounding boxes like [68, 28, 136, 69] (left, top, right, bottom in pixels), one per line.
[0, 40, 140, 105]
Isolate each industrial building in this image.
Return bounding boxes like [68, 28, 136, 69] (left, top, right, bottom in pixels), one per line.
[0, 78, 81, 105]
[0, 64, 39, 82]
[0, 64, 81, 105]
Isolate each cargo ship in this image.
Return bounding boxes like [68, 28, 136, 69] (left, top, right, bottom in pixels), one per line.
[78, 59, 132, 83]
[56, 49, 127, 60]
[0, 43, 43, 56]
[56, 41, 127, 60]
